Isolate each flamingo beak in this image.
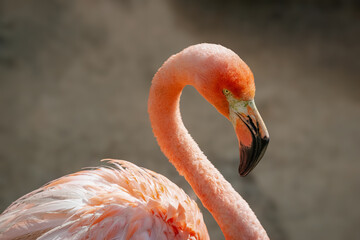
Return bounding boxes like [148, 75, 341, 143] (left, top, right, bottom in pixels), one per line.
[229, 99, 269, 176]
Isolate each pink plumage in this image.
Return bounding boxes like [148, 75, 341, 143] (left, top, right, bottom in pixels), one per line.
[0, 160, 208, 239]
[0, 44, 270, 240]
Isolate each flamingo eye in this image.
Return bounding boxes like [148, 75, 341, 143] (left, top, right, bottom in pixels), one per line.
[223, 89, 231, 95]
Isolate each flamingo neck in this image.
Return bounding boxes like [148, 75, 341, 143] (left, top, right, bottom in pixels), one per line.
[148, 59, 269, 240]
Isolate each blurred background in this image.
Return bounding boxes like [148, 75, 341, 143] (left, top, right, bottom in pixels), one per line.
[0, 0, 359, 239]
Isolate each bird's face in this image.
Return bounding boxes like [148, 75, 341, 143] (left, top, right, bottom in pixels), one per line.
[223, 89, 269, 176]
[195, 56, 269, 176]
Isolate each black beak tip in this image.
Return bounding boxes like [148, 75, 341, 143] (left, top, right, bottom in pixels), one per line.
[238, 136, 270, 177]
[238, 162, 253, 177]
[239, 168, 250, 177]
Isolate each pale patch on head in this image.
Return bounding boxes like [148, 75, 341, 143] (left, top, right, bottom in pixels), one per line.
[223, 89, 256, 123]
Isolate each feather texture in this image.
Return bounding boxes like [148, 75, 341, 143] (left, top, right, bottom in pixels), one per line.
[0, 160, 209, 240]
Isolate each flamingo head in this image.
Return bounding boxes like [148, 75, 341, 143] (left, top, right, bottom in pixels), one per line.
[186, 44, 270, 176]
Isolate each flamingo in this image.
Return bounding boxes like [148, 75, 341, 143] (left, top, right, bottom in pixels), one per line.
[0, 43, 270, 240]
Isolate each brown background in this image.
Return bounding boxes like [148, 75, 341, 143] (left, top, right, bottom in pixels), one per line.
[0, 0, 359, 239]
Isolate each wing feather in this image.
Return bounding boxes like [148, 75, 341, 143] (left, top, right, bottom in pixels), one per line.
[0, 160, 209, 239]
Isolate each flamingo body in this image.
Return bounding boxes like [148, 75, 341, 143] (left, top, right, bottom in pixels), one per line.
[0, 160, 208, 240]
[0, 44, 270, 240]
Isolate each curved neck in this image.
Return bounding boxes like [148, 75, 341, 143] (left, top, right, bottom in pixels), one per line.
[148, 61, 269, 240]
